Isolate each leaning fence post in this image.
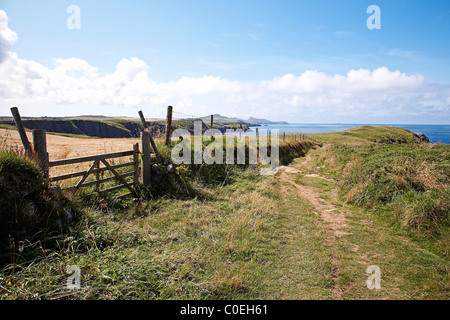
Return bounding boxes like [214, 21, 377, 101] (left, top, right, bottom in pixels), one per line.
[138, 110, 162, 162]
[10, 107, 33, 154]
[141, 132, 151, 186]
[32, 129, 48, 179]
[165, 105, 173, 147]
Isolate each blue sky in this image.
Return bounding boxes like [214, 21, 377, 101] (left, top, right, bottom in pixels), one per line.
[0, 0, 449, 123]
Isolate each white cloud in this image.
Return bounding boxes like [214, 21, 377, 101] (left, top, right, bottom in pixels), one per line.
[0, 10, 17, 63]
[0, 10, 449, 123]
[53, 58, 99, 79]
[262, 67, 425, 95]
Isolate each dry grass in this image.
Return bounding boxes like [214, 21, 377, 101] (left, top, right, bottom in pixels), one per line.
[416, 160, 448, 191]
[0, 128, 139, 159]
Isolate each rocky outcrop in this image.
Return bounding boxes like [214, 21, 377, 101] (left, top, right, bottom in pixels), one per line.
[17, 119, 137, 138]
[413, 133, 431, 144]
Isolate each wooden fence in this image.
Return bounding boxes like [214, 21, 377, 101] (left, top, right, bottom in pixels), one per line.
[8, 108, 166, 199]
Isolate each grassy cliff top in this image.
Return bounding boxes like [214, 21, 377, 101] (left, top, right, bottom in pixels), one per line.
[308, 125, 424, 145]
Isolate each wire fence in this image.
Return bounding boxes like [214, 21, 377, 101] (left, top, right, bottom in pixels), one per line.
[169, 111, 207, 137]
[0, 125, 26, 153]
[172, 111, 204, 127]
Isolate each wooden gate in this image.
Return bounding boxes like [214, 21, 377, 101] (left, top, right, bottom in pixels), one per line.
[48, 143, 140, 198]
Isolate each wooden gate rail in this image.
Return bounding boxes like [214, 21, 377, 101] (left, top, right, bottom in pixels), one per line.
[49, 161, 135, 182]
[48, 149, 135, 167]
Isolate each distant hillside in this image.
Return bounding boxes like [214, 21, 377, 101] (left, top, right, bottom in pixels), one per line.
[0, 114, 288, 138]
[201, 114, 288, 127]
[0, 117, 148, 139]
[0, 116, 206, 139]
[247, 117, 288, 125]
[0, 115, 233, 138]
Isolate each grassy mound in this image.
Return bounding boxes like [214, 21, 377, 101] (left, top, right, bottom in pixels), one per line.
[0, 149, 76, 267]
[312, 126, 449, 237]
[340, 144, 449, 231]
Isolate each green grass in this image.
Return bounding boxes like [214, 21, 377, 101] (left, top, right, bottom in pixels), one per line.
[285, 139, 449, 299]
[0, 137, 325, 299]
[0, 149, 78, 268]
[305, 126, 449, 266]
[309, 127, 449, 232]
[0, 125, 448, 300]
[0, 169, 302, 299]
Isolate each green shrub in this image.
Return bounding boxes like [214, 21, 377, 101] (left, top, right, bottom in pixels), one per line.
[144, 137, 321, 198]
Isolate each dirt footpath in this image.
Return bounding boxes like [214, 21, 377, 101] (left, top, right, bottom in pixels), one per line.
[278, 153, 352, 300]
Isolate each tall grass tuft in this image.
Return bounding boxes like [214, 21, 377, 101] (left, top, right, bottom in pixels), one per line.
[330, 143, 449, 235]
[0, 148, 80, 268]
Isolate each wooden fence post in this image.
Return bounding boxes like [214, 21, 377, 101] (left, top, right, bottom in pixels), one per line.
[32, 129, 48, 179]
[165, 106, 173, 147]
[210, 114, 214, 138]
[141, 132, 151, 186]
[133, 143, 139, 186]
[10, 107, 33, 154]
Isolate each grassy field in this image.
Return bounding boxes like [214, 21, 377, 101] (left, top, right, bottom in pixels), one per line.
[280, 128, 449, 299]
[0, 126, 448, 300]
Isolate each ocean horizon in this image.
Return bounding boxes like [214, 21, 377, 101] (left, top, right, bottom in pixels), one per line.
[244, 123, 450, 145]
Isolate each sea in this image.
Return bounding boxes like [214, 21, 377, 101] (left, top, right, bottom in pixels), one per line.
[242, 124, 450, 145]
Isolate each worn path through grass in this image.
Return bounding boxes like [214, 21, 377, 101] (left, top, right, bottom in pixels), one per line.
[276, 147, 449, 299]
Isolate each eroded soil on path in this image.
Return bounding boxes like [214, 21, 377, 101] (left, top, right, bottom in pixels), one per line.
[278, 151, 352, 299]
